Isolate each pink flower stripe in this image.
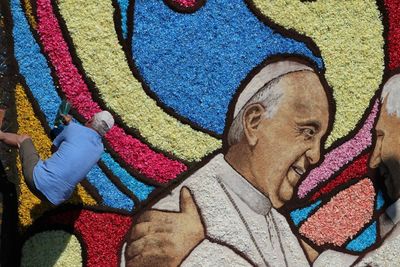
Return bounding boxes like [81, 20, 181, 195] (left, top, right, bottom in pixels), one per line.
[36, 0, 187, 182]
[299, 178, 375, 246]
[297, 100, 378, 198]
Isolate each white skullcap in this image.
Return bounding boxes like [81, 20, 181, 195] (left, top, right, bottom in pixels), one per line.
[382, 73, 400, 100]
[94, 111, 114, 131]
[233, 60, 313, 118]
[381, 73, 400, 118]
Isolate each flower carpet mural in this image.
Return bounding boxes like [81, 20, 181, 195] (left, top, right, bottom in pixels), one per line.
[1, 0, 400, 266]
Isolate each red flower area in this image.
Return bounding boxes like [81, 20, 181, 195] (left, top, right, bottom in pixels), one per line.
[385, 0, 400, 70]
[40, 209, 132, 267]
[311, 153, 369, 201]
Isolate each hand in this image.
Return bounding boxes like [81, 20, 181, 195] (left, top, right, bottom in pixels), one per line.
[126, 187, 205, 267]
[60, 114, 72, 125]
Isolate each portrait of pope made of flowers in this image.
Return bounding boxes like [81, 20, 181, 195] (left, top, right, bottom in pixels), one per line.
[123, 58, 333, 267]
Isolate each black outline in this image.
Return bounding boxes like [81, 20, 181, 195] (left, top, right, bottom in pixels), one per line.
[222, 54, 335, 157]
[19, 0, 189, 217]
[122, 186, 257, 266]
[243, 0, 390, 157]
[30, 0, 183, 188]
[50, 0, 222, 159]
[21, 0, 37, 28]
[244, 0, 322, 64]
[306, 152, 372, 204]
[290, 93, 381, 206]
[4, 0, 140, 217]
[125, 0, 235, 140]
[287, 177, 381, 256]
[19, 225, 87, 266]
[17, 205, 133, 267]
[282, 0, 398, 255]
[4, 0, 400, 264]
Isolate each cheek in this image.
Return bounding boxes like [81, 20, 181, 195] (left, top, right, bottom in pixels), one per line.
[381, 137, 398, 161]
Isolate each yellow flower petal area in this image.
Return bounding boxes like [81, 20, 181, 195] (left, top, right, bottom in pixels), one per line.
[21, 230, 82, 267]
[57, 0, 221, 162]
[251, 0, 384, 147]
[15, 84, 96, 230]
[22, 0, 37, 29]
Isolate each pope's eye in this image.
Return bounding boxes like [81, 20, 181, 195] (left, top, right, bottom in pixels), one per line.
[302, 128, 316, 139]
[376, 130, 384, 137]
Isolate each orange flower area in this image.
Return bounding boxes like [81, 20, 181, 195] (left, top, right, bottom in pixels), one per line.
[299, 178, 375, 246]
[15, 84, 97, 231]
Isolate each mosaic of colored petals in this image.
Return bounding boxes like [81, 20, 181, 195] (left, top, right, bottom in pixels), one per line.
[299, 179, 375, 247]
[11, 0, 149, 213]
[298, 101, 379, 198]
[116, 0, 129, 39]
[251, 0, 384, 147]
[22, 0, 36, 29]
[131, 0, 322, 136]
[21, 230, 83, 266]
[35, 0, 187, 183]
[15, 84, 97, 230]
[346, 222, 377, 252]
[39, 209, 132, 267]
[4, 0, 398, 263]
[290, 200, 322, 226]
[56, 0, 222, 162]
[310, 153, 370, 201]
[384, 0, 400, 70]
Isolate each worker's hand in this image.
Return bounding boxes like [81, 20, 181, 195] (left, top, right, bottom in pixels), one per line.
[61, 114, 72, 125]
[125, 187, 205, 267]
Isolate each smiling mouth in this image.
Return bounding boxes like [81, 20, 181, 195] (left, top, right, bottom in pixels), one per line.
[292, 166, 306, 177]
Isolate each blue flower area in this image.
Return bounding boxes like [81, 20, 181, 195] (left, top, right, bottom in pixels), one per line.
[10, 0, 137, 211]
[101, 153, 155, 201]
[116, 0, 130, 39]
[346, 221, 377, 252]
[376, 190, 385, 211]
[131, 0, 323, 135]
[290, 200, 322, 226]
[86, 165, 133, 210]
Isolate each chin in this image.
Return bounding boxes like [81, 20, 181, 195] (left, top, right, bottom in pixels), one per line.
[278, 181, 294, 204]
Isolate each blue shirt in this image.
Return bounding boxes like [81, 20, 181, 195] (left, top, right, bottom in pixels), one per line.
[33, 122, 104, 205]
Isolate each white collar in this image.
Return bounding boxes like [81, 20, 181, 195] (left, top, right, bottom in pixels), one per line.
[386, 198, 400, 225]
[213, 154, 272, 216]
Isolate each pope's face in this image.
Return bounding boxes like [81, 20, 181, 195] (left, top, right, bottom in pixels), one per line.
[369, 100, 400, 200]
[247, 71, 329, 208]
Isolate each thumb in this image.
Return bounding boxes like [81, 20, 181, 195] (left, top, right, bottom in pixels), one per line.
[179, 186, 199, 215]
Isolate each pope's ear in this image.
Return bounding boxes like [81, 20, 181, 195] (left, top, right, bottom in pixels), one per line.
[242, 103, 265, 147]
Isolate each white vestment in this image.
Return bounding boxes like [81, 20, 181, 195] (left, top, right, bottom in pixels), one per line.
[153, 154, 309, 267]
[121, 153, 400, 266]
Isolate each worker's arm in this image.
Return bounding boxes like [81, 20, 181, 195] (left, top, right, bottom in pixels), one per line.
[51, 114, 72, 152]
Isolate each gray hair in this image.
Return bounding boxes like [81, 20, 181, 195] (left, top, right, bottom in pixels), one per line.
[381, 74, 400, 118]
[91, 118, 110, 136]
[227, 77, 283, 146]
